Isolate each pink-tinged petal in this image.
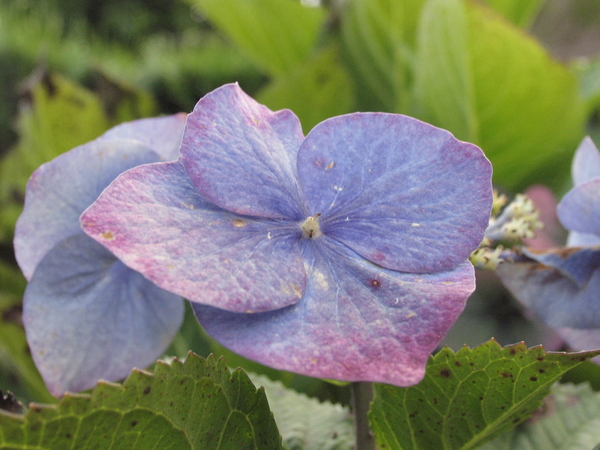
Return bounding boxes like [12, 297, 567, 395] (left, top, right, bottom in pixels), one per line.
[193, 240, 474, 387]
[23, 234, 183, 396]
[14, 140, 160, 280]
[557, 178, 600, 235]
[523, 185, 564, 250]
[99, 113, 187, 161]
[296, 113, 493, 273]
[81, 160, 306, 313]
[180, 83, 305, 219]
[571, 136, 600, 186]
[496, 247, 600, 329]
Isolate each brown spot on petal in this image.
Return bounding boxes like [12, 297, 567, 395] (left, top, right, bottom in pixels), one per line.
[369, 279, 382, 289]
[101, 231, 115, 240]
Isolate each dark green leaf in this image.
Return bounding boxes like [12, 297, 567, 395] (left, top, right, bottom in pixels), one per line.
[0, 353, 282, 450]
[369, 339, 600, 450]
[481, 383, 600, 450]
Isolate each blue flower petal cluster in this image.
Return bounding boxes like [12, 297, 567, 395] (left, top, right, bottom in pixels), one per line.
[82, 84, 493, 386]
[14, 115, 186, 396]
[498, 137, 600, 351]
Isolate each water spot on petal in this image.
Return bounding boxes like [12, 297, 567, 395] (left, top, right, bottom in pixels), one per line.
[101, 231, 115, 240]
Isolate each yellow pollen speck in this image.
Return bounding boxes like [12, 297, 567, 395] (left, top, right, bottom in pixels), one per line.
[291, 284, 302, 298]
[246, 310, 254, 314]
[325, 161, 335, 170]
[406, 312, 417, 319]
[100, 231, 115, 240]
[411, 223, 420, 227]
[233, 219, 247, 228]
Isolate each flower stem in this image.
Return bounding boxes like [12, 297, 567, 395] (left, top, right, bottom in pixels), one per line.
[351, 381, 376, 450]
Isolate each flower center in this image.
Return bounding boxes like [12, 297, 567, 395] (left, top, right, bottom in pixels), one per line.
[301, 213, 323, 239]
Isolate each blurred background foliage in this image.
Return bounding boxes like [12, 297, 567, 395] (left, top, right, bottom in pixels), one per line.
[0, 0, 599, 404]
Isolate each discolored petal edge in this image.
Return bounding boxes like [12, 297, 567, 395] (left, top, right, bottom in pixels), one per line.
[522, 246, 600, 287]
[497, 251, 600, 329]
[23, 234, 184, 396]
[297, 113, 493, 273]
[180, 83, 305, 219]
[99, 113, 187, 161]
[14, 139, 161, 280]
[193, 239, 474, 386]
[571, 136, 600, 186]
[81, 160, 306, 313]
[557, 178, 600, 236]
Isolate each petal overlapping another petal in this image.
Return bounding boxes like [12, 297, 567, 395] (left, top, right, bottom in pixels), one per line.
[497, 247, 600, 329]
[14, 139, 161, 280]
[81, 160, 306, 313]
[180, 83, 305, 219]
[23, 234, 184, 396]
[193, 239, 474, 386]
[296, 113, 493, 273]
[99, 113, 187, 161]
[557, 178, 600, 236]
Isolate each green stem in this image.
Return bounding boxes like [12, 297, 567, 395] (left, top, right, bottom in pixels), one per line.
[351, 381, 376, 450]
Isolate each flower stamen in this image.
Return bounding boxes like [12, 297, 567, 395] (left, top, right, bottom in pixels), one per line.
[301, 213, 323, 239]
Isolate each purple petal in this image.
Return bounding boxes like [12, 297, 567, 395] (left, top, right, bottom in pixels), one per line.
[496, 248, 600, 329]
[521, 246, 600, 287]
[571, 136, 600, 186]
[557, 178, 600, 235]
[23, 234, 183, 396]
[556, 327, 600, 363]
[81, 160, 306, 313]
[567, 231, 600, 247]
[14, 140, 161, 280]
[180, 83, 305, 219]
[297, 113, 492, 273]
[99, 114, 187, 161]
[193, 240, 474, 386]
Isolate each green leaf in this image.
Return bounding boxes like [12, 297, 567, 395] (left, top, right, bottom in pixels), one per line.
[414, 0, 585, 190]
[256, 46, 356, 133]
[340, 0, 426, 111]
[573, 57, 600, 116]
[481, 0, 545, 28]
[369, 339, 600, 450]
[187, 0, 326, 76]
[249, 374, 354, 450]
[481, 383, 600, 450]
[0, 353, 282, 450]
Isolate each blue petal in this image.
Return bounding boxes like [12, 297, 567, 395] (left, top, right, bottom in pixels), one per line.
[23, 234, 184, 396]
[557, 178, 600, 236]
[296, 113, 492, 273]
[522, 246, 600, 287]
[567, 231, 600, 247]
[81, 160, 306, 313]
[99, 114, 186, 161]
[14, 139, 160, 280]
[571, 136, 600, 186]
[193, 239, 474, 386]
[180, 83, 305, 219]
[497, 248, 600, 329]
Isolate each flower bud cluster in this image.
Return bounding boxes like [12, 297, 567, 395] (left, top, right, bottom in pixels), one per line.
[470, 192, 544, 270]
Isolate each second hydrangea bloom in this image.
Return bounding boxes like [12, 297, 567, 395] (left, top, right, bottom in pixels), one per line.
[82, 84, 493, 386]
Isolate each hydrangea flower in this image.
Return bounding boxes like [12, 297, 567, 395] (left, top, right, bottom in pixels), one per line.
[81, 84, 493, 386]
[497, 137, 600, 351]
[14, 115, 187, 396]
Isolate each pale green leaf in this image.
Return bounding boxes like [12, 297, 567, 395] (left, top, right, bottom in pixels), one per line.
[481, 383, 600, 450]
[249, 374, 354, 450]
[0, 353, 282, 450]
[481, 0, 545, 28]
[369, 339, 600, 450]
[340, 0, 426, 111]
[187, 0, 326, 76]
[414, 0, 585, 190]
[256, 46, 355, 133]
